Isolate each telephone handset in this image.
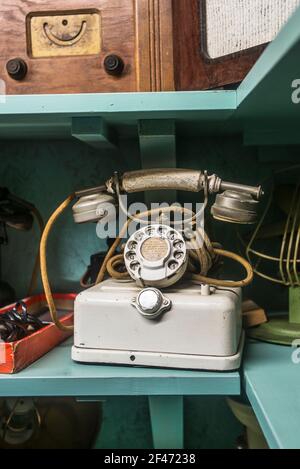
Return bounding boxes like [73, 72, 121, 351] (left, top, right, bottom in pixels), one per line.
[73, 168, 263, 225]
[40, 168, 263, 332]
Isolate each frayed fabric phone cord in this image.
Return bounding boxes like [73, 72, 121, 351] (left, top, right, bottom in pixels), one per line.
[96, 206, 254, 289]
[40, 194, 76, 332]
[191, 248, 253, 288]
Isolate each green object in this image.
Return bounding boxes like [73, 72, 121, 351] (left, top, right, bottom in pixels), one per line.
[149, 396, 183, 449]
[0, 91, 236, 141]
[139, 119, 176, 204]
[227, 398, 268, 449]
[248, 316, 300, 345]
[72, 117, 117, 149]
[248, 287, 300, 345]
[290, 286, 300, 324]
[243, 341, 300, 449]
[138, 120, 176, 167]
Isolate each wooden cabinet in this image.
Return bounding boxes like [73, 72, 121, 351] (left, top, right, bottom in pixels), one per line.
[1, 0, 295, 94]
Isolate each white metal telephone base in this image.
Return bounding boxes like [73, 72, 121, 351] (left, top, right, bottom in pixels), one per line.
[72, 332, 245, 371]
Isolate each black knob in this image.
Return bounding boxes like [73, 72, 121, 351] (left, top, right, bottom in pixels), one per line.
[6, 58, 28, 81]
[104, 55, 124, 77]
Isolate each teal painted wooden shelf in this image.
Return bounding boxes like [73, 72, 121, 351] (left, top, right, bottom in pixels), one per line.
[0, 91, 236, 140]
[236, 5, 300, 145]
[0, 339, 240, 398]
[243, 341, 300, 449]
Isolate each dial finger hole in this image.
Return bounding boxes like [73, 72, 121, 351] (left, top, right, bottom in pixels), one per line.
[173, 240, 183, 250]
[128, 241, 138, 250]
[145, 226, 156, 236]
[130, 262, 140, 272]
[167, 231, 176, 241]
[157, 226, 168, 237]
[174, 251, 184, 260]
[126, 252, 136, 261]
[135, 232, 144, 241]
[168, 260, 179, 271]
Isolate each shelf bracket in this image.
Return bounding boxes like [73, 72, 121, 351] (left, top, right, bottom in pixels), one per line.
[148, 396, 184, 449]
[138, 119, 177, 204]
[72, 117, 117, 149]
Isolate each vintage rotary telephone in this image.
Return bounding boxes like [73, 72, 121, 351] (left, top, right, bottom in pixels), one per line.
[40, 169, 263, 370]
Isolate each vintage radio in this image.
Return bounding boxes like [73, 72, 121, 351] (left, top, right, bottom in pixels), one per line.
[0, 0, 139, 94]
[0, 0, 299, 94]
[0, 0, 175, 94]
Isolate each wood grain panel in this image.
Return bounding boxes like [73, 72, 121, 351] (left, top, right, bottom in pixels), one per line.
[0, 0, 266, 94]
[173, 0, 266, 91]
[135, 0, 175, 91]
[0, 0, 137, 94]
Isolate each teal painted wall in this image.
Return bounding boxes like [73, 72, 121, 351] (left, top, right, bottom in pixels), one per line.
[96, 396, 241, 449]
[0, 135, 295, 448]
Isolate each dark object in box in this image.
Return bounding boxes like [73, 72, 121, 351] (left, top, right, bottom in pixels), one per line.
[0, 294, 74, 374]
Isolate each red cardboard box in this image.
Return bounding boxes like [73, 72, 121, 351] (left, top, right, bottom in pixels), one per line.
[0, 293, 75, 374]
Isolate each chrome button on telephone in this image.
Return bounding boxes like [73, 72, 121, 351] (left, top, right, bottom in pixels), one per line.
[132, 288, 171, 320]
